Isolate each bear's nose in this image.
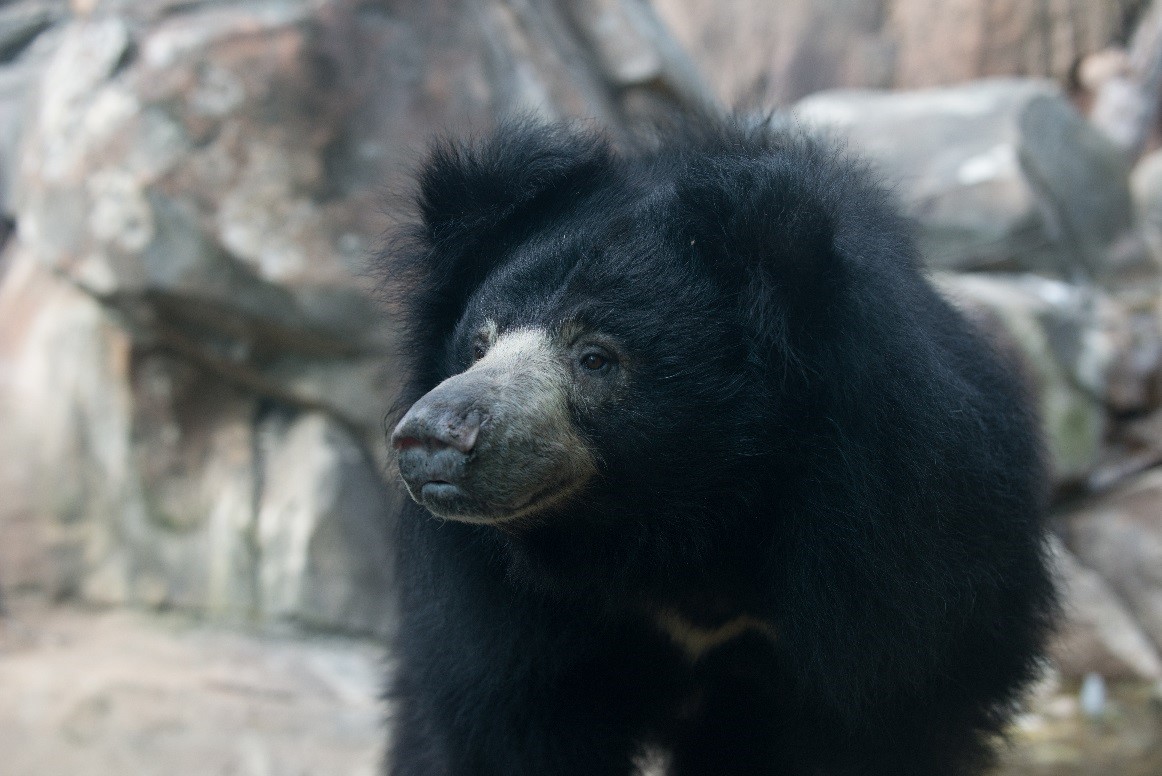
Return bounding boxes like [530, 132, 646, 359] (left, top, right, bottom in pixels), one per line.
[391, 405, 482, 455]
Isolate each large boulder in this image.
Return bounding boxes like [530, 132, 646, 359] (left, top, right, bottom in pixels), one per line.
[796, 80, 1139, 278]
[0, 257, 398, 633]
[1048, 537, 1162, 681]
[1130, 148, 1162, 276]
[14, 10, 400, 457]
[1064, 468, 1162, 652]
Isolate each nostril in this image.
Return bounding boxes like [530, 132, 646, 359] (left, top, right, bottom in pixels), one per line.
[393, 435, 423, 451]
[391, 407, 483, 454]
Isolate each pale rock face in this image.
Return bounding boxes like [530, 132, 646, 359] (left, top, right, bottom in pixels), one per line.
[1065, 469, 1162, 653]
[1048, 537, 1162, 681]
[795, 80, 1138, 278]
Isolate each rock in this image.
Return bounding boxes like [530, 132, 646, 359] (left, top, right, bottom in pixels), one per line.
[11, 9, 403, 461]
[1131, 149, 1162, 276]
[653, 0, 1133, 105]
[936, 273, 1128, 483]
[1122, 409, 1162, 455]
[1064, 468, 1162, 651]
[1072, 47, 1132, 116]
[1048, 538, 1162, 681]
[256, 411, 399, 636]
[0, 254, 398, 634]
[0, 252, 137, 602]
[0, 3, 64, 65]
[886, 0, 1133, 90]
[796, 80, 1137, 278]
[0, 3, 63, 221]
[1104, 300, 1162, 414]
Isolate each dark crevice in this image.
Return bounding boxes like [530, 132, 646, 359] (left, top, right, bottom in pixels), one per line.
[0, 10, 56, 64]
[0, 215, 15, 284]
[111, 37, 137, 77]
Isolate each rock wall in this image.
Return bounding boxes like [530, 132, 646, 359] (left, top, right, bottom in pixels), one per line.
[0, 0, 711, 634]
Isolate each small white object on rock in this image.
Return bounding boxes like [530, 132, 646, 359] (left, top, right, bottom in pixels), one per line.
[1080, 672, 1108, 718]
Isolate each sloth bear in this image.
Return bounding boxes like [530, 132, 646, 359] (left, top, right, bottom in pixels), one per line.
[382, 116, 1056, 776]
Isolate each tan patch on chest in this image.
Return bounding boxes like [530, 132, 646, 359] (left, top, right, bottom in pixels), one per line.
[652, 609, 778, 662]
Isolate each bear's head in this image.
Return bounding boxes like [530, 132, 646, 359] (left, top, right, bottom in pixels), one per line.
[387, 120, 893, 528]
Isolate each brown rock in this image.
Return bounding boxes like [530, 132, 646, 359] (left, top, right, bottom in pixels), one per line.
[1065, 468, 1162, 651]
[652, 0, 1135, 105]
[1048, 538, 1162, 681]
[889, 0, 1132, 90]
[795, 81, 1136, 277]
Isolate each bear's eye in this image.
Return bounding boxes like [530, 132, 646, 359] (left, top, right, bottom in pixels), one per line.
[580, 352, 610, 371]
[472, 343, 487, 362]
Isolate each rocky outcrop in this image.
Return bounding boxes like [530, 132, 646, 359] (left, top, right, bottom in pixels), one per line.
[1048, 537, 1162, 681]
[653, 0, 1137, 105]
[1064, 469, 1162, 652]
[796, 80, 1142, 278]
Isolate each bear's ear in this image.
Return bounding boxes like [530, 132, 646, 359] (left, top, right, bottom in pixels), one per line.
[676, 152, 842, 344]
[388, 122, 612, 388]
[418, 121, 612, 271]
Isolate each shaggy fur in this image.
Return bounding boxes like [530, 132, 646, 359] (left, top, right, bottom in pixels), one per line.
[378, 116, 1056, 776]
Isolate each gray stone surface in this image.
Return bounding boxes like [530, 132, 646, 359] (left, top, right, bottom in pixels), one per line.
[1048, 537, 1162, 681]
[1065, 469, 1162, 653]
[0, 605, 384, 776]
[0, 254, 397, 633]
[1130, 148, 1162, 277]
[256, 411, 398, 635]
[796, 80, 1138, 277]
[0, 3, 63, 223]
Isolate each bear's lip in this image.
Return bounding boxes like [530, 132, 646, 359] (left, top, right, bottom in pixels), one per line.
[416, 480, 497, 523]
[415, 471, 596, 526]
[418, 480, 469, 512]
[419, 481, 459, 499]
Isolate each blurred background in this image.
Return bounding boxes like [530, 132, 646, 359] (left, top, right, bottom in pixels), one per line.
[0, 0, 1160, 774]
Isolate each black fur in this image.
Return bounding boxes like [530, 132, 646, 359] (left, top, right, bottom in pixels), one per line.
[379, 116, 1056, 776]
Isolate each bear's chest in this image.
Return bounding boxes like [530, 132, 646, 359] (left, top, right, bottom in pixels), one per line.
[635, 601, 783, 733]
[642, 590, 778, 664]
[650, 608, 779, 663]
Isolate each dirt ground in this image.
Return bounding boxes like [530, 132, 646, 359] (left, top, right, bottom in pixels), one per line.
[0, 602, 387, 776]
[2, 600, 1160, 776]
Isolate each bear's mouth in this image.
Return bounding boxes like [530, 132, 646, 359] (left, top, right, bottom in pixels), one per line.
[415, 472, 594, 525]
[416, 480, 475, 518]
[420, 480, 456, 497]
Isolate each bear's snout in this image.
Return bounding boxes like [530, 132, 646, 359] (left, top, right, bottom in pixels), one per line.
[392, 398, 482, 496]
[392, 401, 482, 456]
[392, 327, 598, 522]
